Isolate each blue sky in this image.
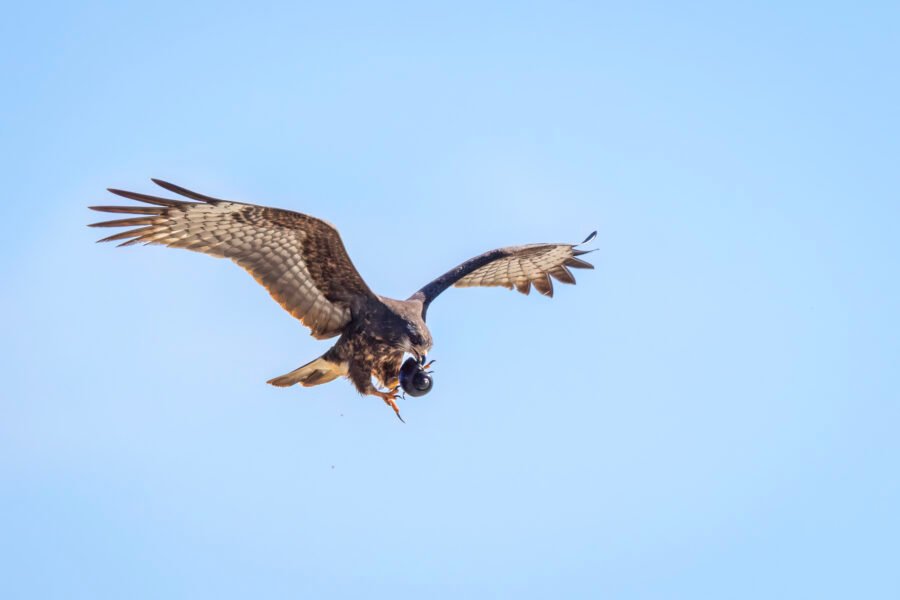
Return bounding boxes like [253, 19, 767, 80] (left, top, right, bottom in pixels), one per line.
[2, 1, 898, 598]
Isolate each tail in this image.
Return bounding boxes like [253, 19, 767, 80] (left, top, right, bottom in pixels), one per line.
[267, 354, 349, 388]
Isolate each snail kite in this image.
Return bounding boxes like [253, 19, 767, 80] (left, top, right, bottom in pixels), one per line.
[90, 180, 596, 421]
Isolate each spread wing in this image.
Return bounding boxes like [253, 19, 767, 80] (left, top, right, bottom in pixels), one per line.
[412, 231, 596, 315]
[89, 179, 381, 339]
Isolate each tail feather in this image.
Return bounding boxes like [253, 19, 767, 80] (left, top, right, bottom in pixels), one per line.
[267, 355, 348, 388]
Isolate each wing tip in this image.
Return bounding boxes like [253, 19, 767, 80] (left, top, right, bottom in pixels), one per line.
[565, 256, 595, 270]
[151, 178, 222, 203]
[149, 177, 175, 190]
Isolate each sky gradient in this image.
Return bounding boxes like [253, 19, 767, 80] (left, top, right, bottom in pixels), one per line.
[2, 2, 898, 598]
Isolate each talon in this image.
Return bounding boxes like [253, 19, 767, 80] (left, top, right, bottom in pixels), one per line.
[375, 389, 405, 423]
[387, 396, 405, 423]
[423, 359, 436, 370]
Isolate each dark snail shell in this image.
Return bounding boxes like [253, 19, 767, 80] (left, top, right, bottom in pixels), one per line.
[399, 357, 433, 397]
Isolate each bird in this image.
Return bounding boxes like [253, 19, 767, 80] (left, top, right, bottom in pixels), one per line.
[89, 179, 596, 421]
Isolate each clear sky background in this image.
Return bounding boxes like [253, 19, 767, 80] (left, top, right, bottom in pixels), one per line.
[1, 2, 898, 598]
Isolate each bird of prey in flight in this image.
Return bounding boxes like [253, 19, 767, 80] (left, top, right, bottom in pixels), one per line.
[90, 180, 596, 421]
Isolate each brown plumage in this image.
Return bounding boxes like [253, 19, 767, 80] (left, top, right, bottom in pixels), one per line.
[89, 179, 596, 421]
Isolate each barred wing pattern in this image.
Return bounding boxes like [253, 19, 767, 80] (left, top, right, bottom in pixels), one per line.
[89, 179, 379, 339]
[414, 232, 596, 310]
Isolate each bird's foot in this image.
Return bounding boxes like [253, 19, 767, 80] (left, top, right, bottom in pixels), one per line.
[374, 387, 405, 423]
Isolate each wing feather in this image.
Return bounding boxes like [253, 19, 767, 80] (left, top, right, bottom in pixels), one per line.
[412, 232, 596, 315]
[90, 180, 380, 339]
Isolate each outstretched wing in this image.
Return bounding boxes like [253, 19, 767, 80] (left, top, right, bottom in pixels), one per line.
[89, 179, 380, 339]
[412, 231, 596, 315]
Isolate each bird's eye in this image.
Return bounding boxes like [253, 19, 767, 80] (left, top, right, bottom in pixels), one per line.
[399, 357, 434, 397]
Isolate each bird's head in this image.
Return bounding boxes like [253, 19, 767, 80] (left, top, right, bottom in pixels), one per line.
[404, 321, 433, 359]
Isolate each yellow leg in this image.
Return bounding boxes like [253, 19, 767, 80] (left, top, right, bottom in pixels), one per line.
[372, 386, 404, 423]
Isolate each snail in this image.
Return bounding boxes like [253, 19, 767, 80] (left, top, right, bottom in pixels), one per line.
[399, 356, 434, 397]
